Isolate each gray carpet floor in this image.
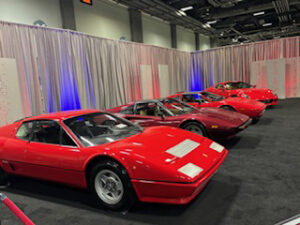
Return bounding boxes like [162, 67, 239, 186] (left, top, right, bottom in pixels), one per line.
[0, 98, 299, 225]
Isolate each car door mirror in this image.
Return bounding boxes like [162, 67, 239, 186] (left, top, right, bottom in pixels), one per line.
[253, 84, 257, 88]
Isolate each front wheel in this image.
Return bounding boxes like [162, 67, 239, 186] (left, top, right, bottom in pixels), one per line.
[182, 122, 207, 137]
[89, 160, 136, 211]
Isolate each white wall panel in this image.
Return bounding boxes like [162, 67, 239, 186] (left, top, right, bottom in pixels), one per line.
[74, 0, 131, 41]
[140, 65, 154, 99]
[285, 58, 300, 98]
[0, 0, 62, 28]
[199, 34, 211, 50]
[177, 26, 195, 52]
[266, 59, 285, 99]
[0, 58, 24, 125]
[158, 65, 170, 97]
[142, 14, 171, 48]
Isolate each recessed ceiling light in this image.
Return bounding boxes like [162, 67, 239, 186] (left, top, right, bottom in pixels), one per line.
[181, 6, 193, 11]
[262, 23, 272, 26]
[253, 11, 265, 16]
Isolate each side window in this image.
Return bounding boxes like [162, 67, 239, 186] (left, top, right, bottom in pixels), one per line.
[31, 120, 76, 146]
[215, 84, 224, 89]
[31, 120, 61, 144]
[120, 105, 134, 114]
[135, 102, 159, 116]
[61, 129, 77, 146]
[182, 94, 197, 103]
[16, 121, 34, 141]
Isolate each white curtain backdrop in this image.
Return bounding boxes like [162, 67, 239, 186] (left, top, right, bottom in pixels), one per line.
[0, 21, 192, 117]
[191, 37, 300, 97]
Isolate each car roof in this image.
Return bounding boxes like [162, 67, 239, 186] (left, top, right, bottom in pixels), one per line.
[21, 109, 101, 122]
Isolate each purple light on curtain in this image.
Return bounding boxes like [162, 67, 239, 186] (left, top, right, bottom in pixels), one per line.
[190, 55, 204, 91]
[57, 57, 81, 111]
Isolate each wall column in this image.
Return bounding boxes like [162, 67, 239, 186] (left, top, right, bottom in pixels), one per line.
[59, 0, 76, 30]
[129, 8, 143, 43]
[170, 24, 177, 49]
[195, 32, 200, 50]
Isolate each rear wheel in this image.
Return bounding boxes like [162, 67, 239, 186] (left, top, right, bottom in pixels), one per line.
[182, 122, 207, 137]
[220, 105, 236, 111]
[88, 160, 136, 211]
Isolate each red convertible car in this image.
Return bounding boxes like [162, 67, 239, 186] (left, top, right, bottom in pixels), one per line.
[205, 81, 278, 106]
[0, 110, 228, 210]
[107, 98, 251, 139]
[167, 91, 266, 119]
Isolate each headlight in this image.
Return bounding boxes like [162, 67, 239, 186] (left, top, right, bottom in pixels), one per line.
[241, 93, 249, 98]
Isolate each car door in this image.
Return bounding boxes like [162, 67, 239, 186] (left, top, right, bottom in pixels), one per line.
[22, 120, 83, 186]
[0, 121, 34, 175]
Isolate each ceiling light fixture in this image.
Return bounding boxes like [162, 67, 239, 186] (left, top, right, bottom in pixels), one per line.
[262, 23, 272, 26]
[203, 23, 211, 28]
[180, 6, 193, 11]
[253, 11, 265, 16]
[176, 10, 186, 16]
[206, 20, 217, 25]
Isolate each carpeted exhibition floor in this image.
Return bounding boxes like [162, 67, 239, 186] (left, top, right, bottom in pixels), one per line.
[0, 99, 299, 225]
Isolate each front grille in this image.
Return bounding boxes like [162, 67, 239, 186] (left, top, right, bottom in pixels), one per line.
[259, 99, 273, 104]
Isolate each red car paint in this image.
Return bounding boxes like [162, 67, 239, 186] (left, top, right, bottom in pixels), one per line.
[107, 99, 251, 139]
[0, 110, 228, 205]
[205, 81, 278, 106]
[168, 91, 266, 119]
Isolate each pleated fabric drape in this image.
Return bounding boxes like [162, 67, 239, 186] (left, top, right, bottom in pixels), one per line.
[191, 37, 300, 91]
[0, 21, 192, 116]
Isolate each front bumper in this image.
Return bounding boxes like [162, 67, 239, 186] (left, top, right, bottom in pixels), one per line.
[208, 118, 252, 139]
[131, 150, 228, 204]
[258, 98, 278, 106]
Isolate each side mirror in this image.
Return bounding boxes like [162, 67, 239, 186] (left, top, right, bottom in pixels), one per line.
[253, 85, 257, 88]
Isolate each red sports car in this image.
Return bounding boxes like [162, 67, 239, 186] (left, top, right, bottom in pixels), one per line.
[167, 91, 266, 119]
[0, 110, 228, 210]
[107, 98, 252, 139]
[205, 81, 278, 106]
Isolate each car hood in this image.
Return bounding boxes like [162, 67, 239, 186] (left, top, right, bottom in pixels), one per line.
[194, 107, 249, 126]
[99, 126, 227, 183]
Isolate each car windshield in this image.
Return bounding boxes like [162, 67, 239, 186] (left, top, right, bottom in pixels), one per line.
[159, 98, 197, 115]
[201, 92, 224, 101]
[225, 82, 252, 90]
[64, 112, 142, 147]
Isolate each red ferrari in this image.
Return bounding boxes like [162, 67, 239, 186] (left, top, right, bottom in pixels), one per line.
[0, 110, 228, 210]
[205, 81, 278, 106]
[167, 91, 266, 119]
[107, 98, 252, 139]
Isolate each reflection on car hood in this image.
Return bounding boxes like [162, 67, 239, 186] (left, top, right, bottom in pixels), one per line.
[195, 107, 249, 125]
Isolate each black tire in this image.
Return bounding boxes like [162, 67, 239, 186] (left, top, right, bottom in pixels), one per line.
[88, 160, 136, 211]
[0, 167, 9, 185]
[252, 118, 259, 124]
[220, 105, 236, 111]
[181, 121, 207, 137]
